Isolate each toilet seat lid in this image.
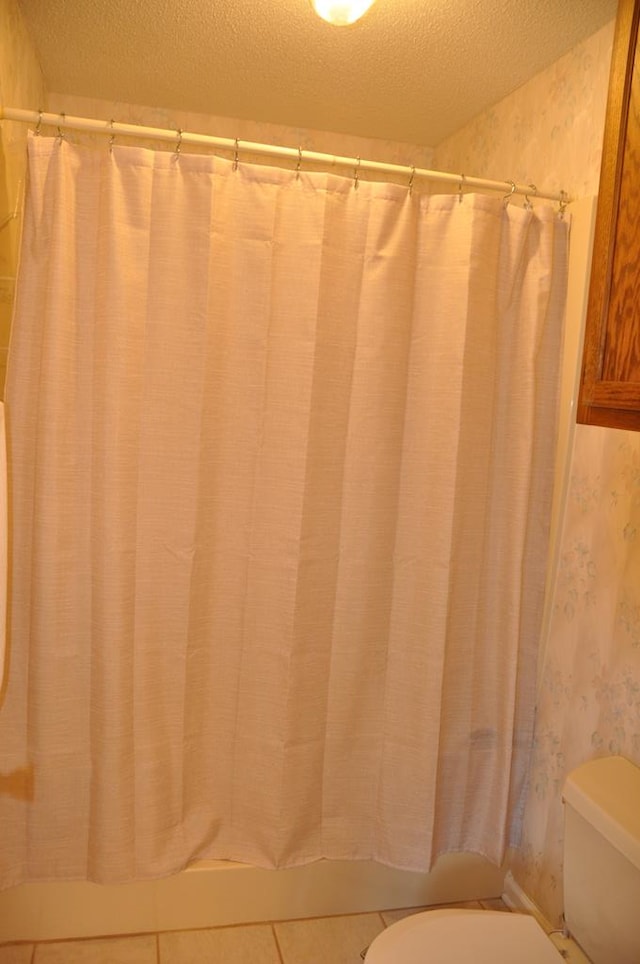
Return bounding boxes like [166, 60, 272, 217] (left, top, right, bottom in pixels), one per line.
[365, 909, 565, 963]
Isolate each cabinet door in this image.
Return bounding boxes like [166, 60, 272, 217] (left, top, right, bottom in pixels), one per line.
[577, 0, 640, 429]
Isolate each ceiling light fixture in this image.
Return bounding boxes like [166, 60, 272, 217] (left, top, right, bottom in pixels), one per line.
[310, 0, 376, 26]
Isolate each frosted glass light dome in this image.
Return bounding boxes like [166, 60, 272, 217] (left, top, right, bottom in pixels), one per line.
[311, 0, 376, 26]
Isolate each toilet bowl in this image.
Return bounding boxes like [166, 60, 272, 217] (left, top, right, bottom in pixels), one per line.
[365, 756, 640, 964]
[364, 909, 565, 963]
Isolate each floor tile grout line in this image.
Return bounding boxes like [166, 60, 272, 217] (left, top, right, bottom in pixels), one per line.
[3, 900, 510, 960]
[270, 922, 285, 964]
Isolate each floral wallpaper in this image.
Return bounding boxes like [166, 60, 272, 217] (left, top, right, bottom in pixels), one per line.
[435, 18, 640, 928]
[433, 21, 614, 200]
[513, 428, 640, 924]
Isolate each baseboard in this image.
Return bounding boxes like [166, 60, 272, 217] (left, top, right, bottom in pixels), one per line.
[501, 871, 554, 932]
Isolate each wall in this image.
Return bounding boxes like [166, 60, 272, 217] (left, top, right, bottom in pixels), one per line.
[513, 426, 640, 924]
[434, 21, 614, 200]
[437, 20, 640, 927]
[0, 0, 45, 395]
[44, 94, 434, 185]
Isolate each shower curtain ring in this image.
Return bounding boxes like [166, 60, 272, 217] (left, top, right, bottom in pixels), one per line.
[108, 119, 116, 154]
[503, 180, 516, 206]
[56, 113, 66, 142]
[524, 184, 537, 210]
[233, 138, 240, 171]
[558, 190, 569, 220]
[408, 165, 415, 195]
[296, 146, 302, 179]
[35, 109, 43, 136]
[174, 129, 183, 158]
[458, 173, 466, 203]
[354, 156, 360, 190]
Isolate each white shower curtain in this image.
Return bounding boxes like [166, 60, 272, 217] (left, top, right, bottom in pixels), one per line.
[0, 134, 568, 886]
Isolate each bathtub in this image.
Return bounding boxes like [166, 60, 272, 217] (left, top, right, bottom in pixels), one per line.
[0, 853, 506, 943]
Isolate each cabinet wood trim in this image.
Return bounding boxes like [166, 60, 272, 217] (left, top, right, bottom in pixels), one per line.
[577, 0, 640, 430]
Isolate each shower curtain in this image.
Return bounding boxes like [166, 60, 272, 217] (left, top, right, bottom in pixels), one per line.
[0, 134, 568, 887]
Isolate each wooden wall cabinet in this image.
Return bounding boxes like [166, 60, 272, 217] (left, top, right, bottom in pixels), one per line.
[578, 0, 640, 430]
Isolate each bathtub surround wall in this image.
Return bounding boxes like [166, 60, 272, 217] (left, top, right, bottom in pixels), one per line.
[437, 19, 640, 927]
[0, 0, 45, 397]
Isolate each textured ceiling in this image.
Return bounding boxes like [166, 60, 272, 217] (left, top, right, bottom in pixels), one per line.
[17, 0, 618, 148]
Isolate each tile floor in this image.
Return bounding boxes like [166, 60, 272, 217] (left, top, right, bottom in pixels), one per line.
[0, 899, 509, 964]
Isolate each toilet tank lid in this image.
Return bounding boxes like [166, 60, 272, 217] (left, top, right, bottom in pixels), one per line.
[562, 756, 640, 871]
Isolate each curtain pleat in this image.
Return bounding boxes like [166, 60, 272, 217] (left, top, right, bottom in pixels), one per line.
[0, 134, 568, 885]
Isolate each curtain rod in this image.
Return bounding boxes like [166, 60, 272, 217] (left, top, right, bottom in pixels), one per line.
[1, 107, 570, 206]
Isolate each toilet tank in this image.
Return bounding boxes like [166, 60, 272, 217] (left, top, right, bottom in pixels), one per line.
[562, 756, 640, 964]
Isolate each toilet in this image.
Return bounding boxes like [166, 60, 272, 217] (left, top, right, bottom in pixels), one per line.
[365, 755, 640, 964]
